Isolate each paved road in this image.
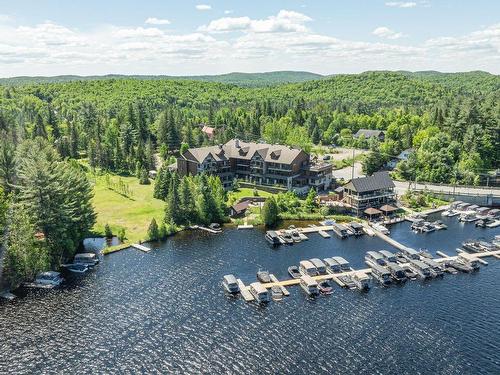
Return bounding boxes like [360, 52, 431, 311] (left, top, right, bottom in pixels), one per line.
[333, 163, 500, 197]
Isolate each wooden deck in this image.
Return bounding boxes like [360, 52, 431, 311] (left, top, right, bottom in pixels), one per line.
[131, 243, 151, 252]
[237, 279, 254, 302]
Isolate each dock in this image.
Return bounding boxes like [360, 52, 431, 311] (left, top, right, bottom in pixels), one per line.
[275, 225, 334, 239]
[236, 279, 254, 301]
[191, 225, 221, 234]
[237, 224, 254, 230]
[131, 243, 151, 252]
[270, 274, 290, 296]
[318, 230, 331, 238]
[370, 227, 409, 251]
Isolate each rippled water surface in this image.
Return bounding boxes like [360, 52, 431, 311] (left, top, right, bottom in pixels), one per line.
[1, 214, 499, 374]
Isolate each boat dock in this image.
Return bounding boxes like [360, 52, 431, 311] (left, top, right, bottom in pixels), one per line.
[237, 224, 254, 230]
[275, 225, 334, 239]
[370, 226, 409, 251]
[318, 230, 331, 238]
[191, 225, 221, 234]
[131, 243, 151, 252]
[270, 274, 290, 296]
[236, 279, 254, 301]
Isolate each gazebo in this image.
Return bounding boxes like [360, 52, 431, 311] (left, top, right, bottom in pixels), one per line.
[379, 204, 398, 216]
[364, 207, 382, 220]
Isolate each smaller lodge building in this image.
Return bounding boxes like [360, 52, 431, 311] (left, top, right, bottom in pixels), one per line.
[343, 171, 396, 216]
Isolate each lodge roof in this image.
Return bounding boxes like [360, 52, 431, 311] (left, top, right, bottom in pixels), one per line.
[344, 171, 395, 193]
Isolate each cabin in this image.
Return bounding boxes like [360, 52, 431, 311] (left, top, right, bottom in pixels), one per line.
[354, 129, 385, 142]
[343, 171, 396, 216]
[229, 200, 250, 217]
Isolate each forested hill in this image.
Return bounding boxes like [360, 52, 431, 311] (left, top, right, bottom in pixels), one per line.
[0, 71, 324, 87]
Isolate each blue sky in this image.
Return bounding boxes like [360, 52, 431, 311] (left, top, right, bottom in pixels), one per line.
[0, 0, 499, 76]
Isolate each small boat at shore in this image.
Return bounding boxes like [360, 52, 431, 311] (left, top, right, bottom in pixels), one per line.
[63, 263, 89, 274]
[222, 274, 240, 294]
[257, 270, 271, 283]
[288, 266, 302, 279]
[318, 280, 333, 295]
[271, 286, 284, 301]
[265, 231, 281, 246]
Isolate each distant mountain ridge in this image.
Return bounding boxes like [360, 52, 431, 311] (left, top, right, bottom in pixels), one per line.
[0, 71, 325, 87]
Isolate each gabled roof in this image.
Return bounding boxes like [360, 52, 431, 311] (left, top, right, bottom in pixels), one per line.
[231, 200, 250, 214]
[354, 129, 384, 138]
[344, 171, 395, 193]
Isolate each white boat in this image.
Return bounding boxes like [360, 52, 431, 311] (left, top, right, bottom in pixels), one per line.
[249, 282, 271, 303]
[408, 260, 432, 279]
[369, 263, 392, 286]
[222, 274, 240, 294]
[459, 211, 478, 222]
[372, 223, 390, 234]
[299, 275, 320, 296]
[309, 258, 327, 275]
[486, 220, 500, 228]
[74, 253, 100, 267]
[34, 271, 64, 287]
[365, 251, 386, 266]
[352, 272, 371, 291]
[441, 209, 459, 217]
[64, 263, 89, 274]
[299, 260, 318, 276]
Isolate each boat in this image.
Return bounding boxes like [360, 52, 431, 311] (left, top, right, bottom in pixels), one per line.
[432, 220, 447, 230]
[422, 222, 435, 232]
[332, 223, 349, 239]
[385, 262, 407, 282]
[290, 230, 302, 243]
[418, 249, 433, 259]
[408, 259, 432, 279]
[74, 253, 100, 267]
[348, 222, 364, 236]
[331, 256, 352, 272]
[445, 259, 473, 273]
[352, 272, 371, 291]
[271, 286, 284, 301]
[299, 260, 318, 276]
[461, 240, 484, 253]
[299, 275, 320, 296]
[379, 250, 397, 263]
[288, 266, 302, 279]
[256, 270, 271, 283]
[401, 265, 418, 280]
[63, 263, 89, 274]
[249, 282, 271, 303]
[441, 209, 459, 217]
[420, 258, 444, 277]
[309, 258, 327, 275]
[209, 223, 223, 232]
[411, 219, 425, 233]
[369, 263, 392, 286]
[222, 274, 240, 294]
[323, 257, 342, 273]
[372, 222, 390, 234]
[365, 251, 387, 266]
[279, 231, 294, 245]
[34, 271, 64, 287]
[318, 280, 333, 295]
[265, 231, 281, 246]
[459, 211, 478, 222]
[320, 219, 336, 226]
[457, 255, 480, 271]
[401, 247, 420, 261]
[475, 218, 495, 228]
[444, 265, 458, 274]
[338, 275, 356, 289]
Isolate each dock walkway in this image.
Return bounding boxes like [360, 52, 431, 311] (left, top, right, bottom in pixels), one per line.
[237, 279, 254, 301]
[131, 243, 151, 252]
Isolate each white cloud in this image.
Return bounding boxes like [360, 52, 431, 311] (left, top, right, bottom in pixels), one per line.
[199, 10, 312, 33]
[145, 17, 170, 25]
[372, 26, 405, 40]
[196, 4, 212, 11]
[385, 2, 417, 8]
[0, 14, 12, 22]
[224, 10, 233, 15]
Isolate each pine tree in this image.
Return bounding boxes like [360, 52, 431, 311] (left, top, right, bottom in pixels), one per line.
[147, 218, 159, 240]
[262, 196, 279, 227]
[164, 173, 179, 224]
[33, 113, 47, 139]
[178, 177, 195, 224]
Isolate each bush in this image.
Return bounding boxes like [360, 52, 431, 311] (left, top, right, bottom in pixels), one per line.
[117, 228, 126, 242]
[104, 223, 113, 238]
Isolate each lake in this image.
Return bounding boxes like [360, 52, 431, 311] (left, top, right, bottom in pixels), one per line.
[1, 213, 499, 374]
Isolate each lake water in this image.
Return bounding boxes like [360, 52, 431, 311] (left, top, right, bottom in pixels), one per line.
[1, 214, 499, 374]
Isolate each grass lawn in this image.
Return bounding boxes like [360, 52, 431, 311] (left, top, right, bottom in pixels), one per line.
[227, 187, 274, 203]
[91, 174, 164, 244]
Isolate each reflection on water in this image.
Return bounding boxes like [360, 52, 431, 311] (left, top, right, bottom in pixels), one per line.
[0, 214, 499, 374]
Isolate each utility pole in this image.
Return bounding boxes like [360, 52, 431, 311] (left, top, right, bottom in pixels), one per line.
[351, 147, 355, 180]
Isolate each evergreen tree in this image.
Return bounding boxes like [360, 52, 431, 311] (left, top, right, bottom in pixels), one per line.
[178, 177, 195, 224]
[147, 218, 159, 240]
[164, 173, 179, 224]
[33, 114, 47, 139]
[262, 196, 279, 227]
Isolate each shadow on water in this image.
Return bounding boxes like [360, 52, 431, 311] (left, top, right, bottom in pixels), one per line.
[0, 215, 499, 374]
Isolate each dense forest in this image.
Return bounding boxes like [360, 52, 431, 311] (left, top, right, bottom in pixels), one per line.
[0, 70, 498, 285]
[0, 70, 497, 185]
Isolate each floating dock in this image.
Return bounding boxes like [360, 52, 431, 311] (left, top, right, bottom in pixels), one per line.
[318, 230, 331, 238]
[237, 224, 254, 230]
[131, 243, 151, 252]
[236, 279, 254, 302]
[368, 225, 409, 251]
[191, 225, 221, 234]
[270, 274, 290, 296]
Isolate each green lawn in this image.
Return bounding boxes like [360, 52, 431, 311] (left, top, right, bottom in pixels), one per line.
[227, 187, 274, 203]
[91, 174, 164, 244]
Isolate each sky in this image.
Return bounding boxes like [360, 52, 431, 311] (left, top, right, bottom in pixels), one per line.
[0, 0, 499, 77]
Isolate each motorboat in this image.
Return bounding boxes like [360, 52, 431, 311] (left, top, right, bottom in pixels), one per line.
[271, 286, 284, 301]
[74, 253, 99, 267]
[309, 258, 327, 275]
[338, 275, 356, 289]
[265, 231, 281, 246]
[408, 259, 433, 279]
[332, 224, 349, 239]
[386, 262, 407, 282]
[222, 274, 240, 294]
[299, 275, 320, 296]
[209, 223, 222, 232]
[288, 266, 302, 279]
[441, 209, 459, 217]
[446, 260, 473, 273]
[249, 282, 271, 303]
[401, 265, 418, 280]
[34, 271, 64, 287]
[432, 220, 447, 230]
[420, 258, 444, 277]
[299, 260, 318, 276]
[290, 230, 302, 243]
[365, 251, 387, 266]
[372, 223, 390, 235]
[348, 222, 364, 236]
[352, 272, 371, 291]
[318, 280, 333, 295]
[64, 263, 89, 274]
[280, 231, 294, 245]
[459, 211, 478, 222]
[402, 248, 420, 261]
[323, 258, 342, 273]
[418, 249, 433, 259]
[256, 270, 271, 283]
[379, 250, 397, 263]
[331, 256, 352, 272]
